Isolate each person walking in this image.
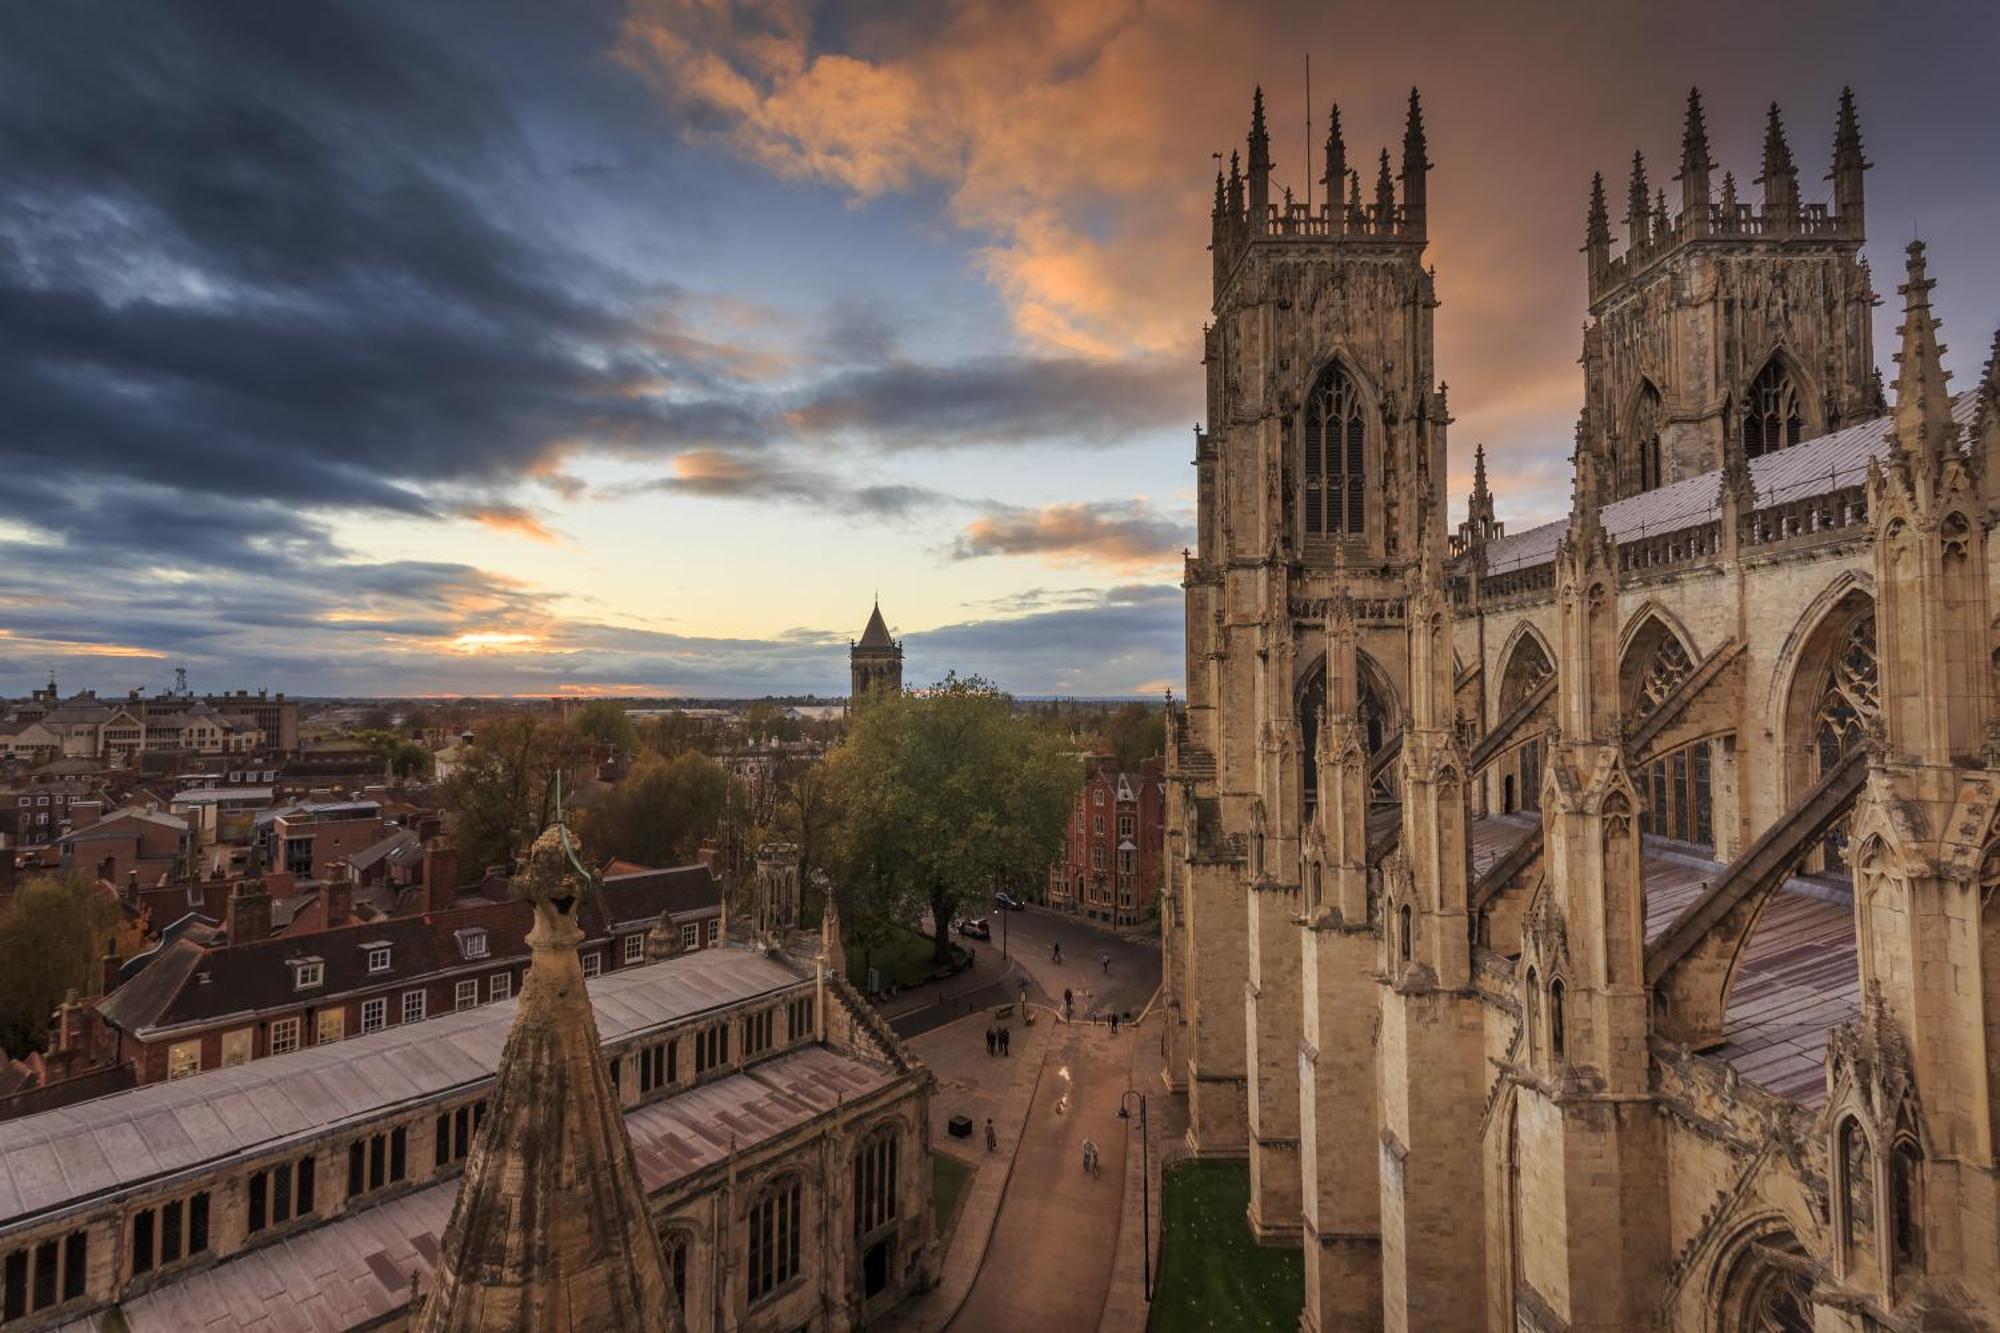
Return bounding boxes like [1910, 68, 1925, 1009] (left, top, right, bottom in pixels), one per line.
[1052, 941, 1062, 964]
[1063, 988, 1074, 1021]
[985, 1026, 996, 1057]
[1100, 950, 1111, 974]
[1000, 1026, 1011, 1056]
[985, 1118, 998, 1153]
[1109, 1012, 1119, 1035]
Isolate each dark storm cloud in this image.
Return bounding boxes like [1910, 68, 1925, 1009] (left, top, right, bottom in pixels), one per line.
[789, 356, 1195, 449]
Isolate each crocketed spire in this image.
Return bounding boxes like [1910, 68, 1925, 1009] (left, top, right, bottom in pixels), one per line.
[1890, 240, 1957, 466]
[416, 821, 681, 1333]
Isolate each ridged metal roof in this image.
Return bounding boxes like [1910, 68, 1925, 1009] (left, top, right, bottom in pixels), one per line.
[1485, 396, 1979, 574]
[0, 947, 803, 1230]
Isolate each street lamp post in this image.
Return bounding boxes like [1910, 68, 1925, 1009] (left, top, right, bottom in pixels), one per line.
[1118, 1089, 1151, 1300]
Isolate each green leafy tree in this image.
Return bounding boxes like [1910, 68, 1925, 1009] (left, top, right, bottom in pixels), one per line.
[770, 754, 841, 913]
[578, 750, 737, 868]
[443, 715, 591, 879]
[1102, 701, 1167, 770]
[0, 873, 119, 1058]
[832, 674, 1079, 964]
[570, 699, 639, 752]
[354, 729, 432, 779]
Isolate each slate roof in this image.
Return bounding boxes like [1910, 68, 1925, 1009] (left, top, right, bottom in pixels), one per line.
[1, 948, 807, 1232]
[1483, 395, 1980, 574]
[857, 601, 895, 649]
[598, 864, 722, 930]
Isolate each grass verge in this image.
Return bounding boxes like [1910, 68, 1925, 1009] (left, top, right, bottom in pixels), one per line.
[1151, 1160, 1303, 1332]
[931, 1150, 974, 1239]
[848, 922, 966, 991]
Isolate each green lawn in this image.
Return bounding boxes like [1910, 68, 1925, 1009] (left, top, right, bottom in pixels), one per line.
[931, 1151, 974, 1236]
[847, 922, 965, 991]
[1151, 1160, 1304, 1332]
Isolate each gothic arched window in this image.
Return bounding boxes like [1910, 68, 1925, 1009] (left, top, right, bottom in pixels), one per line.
[665, 1231, 691, 1317]
[1717, 1229, 1814, 1333]
[1547, 979, 1566, 1062]
[747, 1175, 803, 1303]
[1890, 1135, 1924, 1270]
[853, 1126, 899, 1239]
[1629, 383, 1664, 493]
[1743, 360, 1804, 459]
[1839, 1117, 1876, 1272]
[1302, 363, 1366, 538]
[1523, 968, 1540, 1064]
[1815, 612, 1877, 871]
[1398, 903, 1413, 963]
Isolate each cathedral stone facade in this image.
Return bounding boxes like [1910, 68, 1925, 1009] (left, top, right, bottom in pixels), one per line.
[1159, 86, 2000, 1331]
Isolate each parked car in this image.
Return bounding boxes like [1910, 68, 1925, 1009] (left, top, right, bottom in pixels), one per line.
[994, 891, 1022, 911]
[957, 917, 992, 939]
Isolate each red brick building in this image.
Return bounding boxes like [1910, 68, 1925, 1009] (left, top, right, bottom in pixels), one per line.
[83, 853, 725, 1086]
[1045, 755, 1165, 926]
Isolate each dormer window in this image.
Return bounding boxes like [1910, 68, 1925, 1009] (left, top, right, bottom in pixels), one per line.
[364, 943, 392, 974]
[456, 928, 489, 961]
[292, 958, 324, 990]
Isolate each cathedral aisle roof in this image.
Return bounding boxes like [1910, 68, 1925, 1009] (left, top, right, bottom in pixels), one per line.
[1484, 394, 1979, 574]
[50, 1044, 897, 1333]
[1640, 845, 1854, 1109]
[0, 948, 803, 1229]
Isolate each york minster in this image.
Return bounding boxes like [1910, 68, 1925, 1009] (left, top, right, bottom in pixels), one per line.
[1159, 86, 2000, 1331]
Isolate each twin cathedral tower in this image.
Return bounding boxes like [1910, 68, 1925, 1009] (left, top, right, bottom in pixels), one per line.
[1162, 84, 2000, 1331]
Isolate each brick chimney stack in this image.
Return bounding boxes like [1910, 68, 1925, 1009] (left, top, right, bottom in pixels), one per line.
[227, 875, 272, 944]
[423, 844, 461, 915]
[323, 861, 353, 930]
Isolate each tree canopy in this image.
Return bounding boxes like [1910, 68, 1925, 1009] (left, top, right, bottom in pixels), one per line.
[1102, 701, 1167, 770]
[830, 675, 1079, 963]
[577, 750, 738, 869]
[569, 699, 639, 752]
[0, 873, 119, 1059]
[442, 714, 592, 879]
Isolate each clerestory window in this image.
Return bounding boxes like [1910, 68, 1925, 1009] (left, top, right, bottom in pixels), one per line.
[1742, 360, 1803, 459]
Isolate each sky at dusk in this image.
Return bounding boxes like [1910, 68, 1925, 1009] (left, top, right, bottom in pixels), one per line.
[3, 0, 1997, 698]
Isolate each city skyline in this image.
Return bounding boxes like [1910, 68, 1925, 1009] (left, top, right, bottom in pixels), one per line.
[4, 0, 1998, 698]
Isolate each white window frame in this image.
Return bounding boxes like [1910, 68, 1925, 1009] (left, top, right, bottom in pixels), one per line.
[167, 1039, 202, 1080]
[489, 972, 511, 1002]
[581, 952, 602, 978]
[293, 960, 324, 990]
[269, 1017, 301, 1055]
[706, 918, 720, 944]
[316, 1008, 344, 1044]
[365, 946, 391, 974]
[455, 979, 479, 1010]
[457, 928, 489, 961]
[623, 933, 644, 964]
[361, 997, 387, 1033]
[401, 989, 427, 1024]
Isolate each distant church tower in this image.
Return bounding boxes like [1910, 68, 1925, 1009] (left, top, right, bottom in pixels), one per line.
[848, 599, 903, 707]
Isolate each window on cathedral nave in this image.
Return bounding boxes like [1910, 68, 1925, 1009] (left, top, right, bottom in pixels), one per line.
[1742, 359, 1805, 458]
[1301, 361, 1367, 538]
[1628, 382, 1664, 493]
[746, 1176, 803, 1303]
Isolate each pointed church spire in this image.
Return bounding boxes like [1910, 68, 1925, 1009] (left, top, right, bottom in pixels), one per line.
[1677, 87, 1713, 226]
[1719, 170, 1740, 227]
[1584, 171, 1611, 274]
[1212, 166, 1226, 220]
[1976, 327, 2000, 503]
[1246, 86, 1271, 227]
[1891, 240, 1957, 467]
[1374, 148, 1396, 233]
[1322, 104, 1347, 225]
[1758, 102, 1799, 226]
[1829, 86, 1869, 231]
[1400, 87, 1429, 239]
[417, 822, 681, 1332]
[1471, 442, 1492, 510]
[1653, 187, 1669, 241]
[1227, 149, 1244, 221]
[1625, 150, 1650, 250]
[1346, 167, 1363, 231]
